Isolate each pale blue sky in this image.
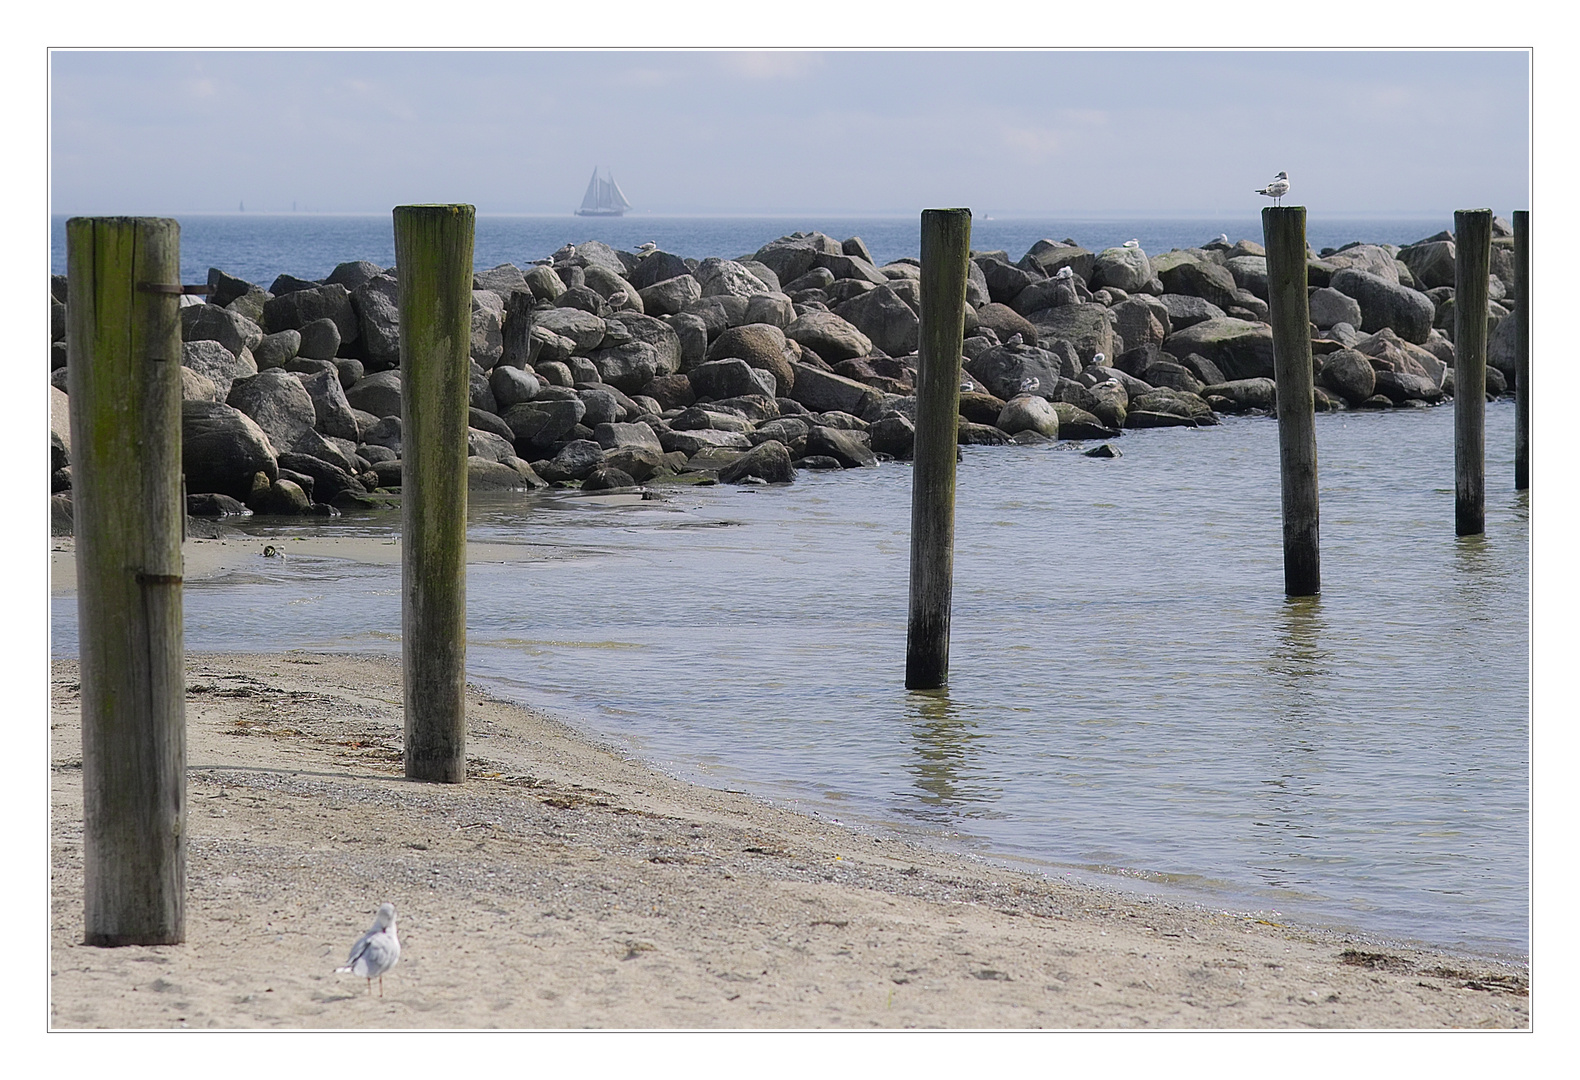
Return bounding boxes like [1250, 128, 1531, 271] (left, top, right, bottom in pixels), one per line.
[49, 50, 1530, 218]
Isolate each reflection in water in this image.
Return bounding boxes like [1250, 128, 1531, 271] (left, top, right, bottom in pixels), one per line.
[1251, 596, 1333, 892]
[901, 689, 1000, 822]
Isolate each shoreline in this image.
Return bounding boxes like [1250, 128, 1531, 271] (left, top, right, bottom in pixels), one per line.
[48, 649, 1528, 1028]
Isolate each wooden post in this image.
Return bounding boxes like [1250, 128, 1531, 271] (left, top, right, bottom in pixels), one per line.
[1514, 210, 1530, 491]
[1454, 209, 1492, 536]
[1262, 206, 1321, 596]
[906, 208, 972, 690]
[66, 217, 187, 946]
[394, 205, 475, 782]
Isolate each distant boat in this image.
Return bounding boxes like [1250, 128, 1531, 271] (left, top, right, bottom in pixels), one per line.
[575, 166, 632, 217]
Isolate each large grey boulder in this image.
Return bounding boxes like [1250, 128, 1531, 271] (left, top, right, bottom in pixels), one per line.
[786, 363, 875, 415]
[471, 290, 505, 365]
[688, 358, 776, 401]
[1224, 255, 1269, 301]
[603, 311, 683, 377]
[537, 439, 607, 483]
[181, 339, 257, 400]
[638, 273, 702, 316]
[707, 323, 796, 394]
[1200, 378, 1277, 412]
[1309, 287, 1363, 331]
[1322, 244, 1400, 283]
[973, 256, 1045, 305]
[1487, 311, 1518, 378]
[490, 364, 541, 409]
[345, 370, 403, 418]
[181, 304, 264, 356]
[295, 367, 361, 442]
[745, 292, 795, 329]
[1112, 297, 1166, 351]
[835, 284, 920, 358]
[594, 421, 663, 453]
[1374, 369, 1444, 404]
[718, 440, 796, 484]
[262, 283, 359, 346]
[502, 398, 586, 454]
[1398, 240, 1457, 290]
[975, 303, 1040, 348]
[659, 428, 752, 456]
[996, 395, 1060, 437]
[694, 258, 772, 299]
[1156, 256, 1240, 309]
[350, 274, 401, 370]
[1091, 245, 1153, 292]
[583, 264, 643, 313]
[296, 317, 341, 361]
[227, 369, 354, 470]
[181, 400, 278, 499]
[1330, 268, 1435, 344]
[522, 265, 567, 302]
[589, 341, 659, 395]
[628, 250, 691, 291]
[1157, 293, 1226, 331]
[805, 426, 877, 468]
[1162, 317, 1275, 380]
[325, 260, 385, 292]
[533, 307, 607, 354]
[785, 310, 872, 363]
[966, 343, 1066, 402]
[1317, 348, 1377, 404]
[751, 232, 844, 284]
[1026, 304, 1115, 365]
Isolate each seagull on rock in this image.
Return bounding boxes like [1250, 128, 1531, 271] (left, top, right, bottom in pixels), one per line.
[336, 903, 400, 997]
[1005, 332, 1024, 347]
[1091, 352, 1106, 367]
[1054, 266, 1074, 280]
[636, 242, 658, 257]
[1123, 239, 1140, 249]
[1018, 376, 1041, 395]
[1256, 171, 1290, 207]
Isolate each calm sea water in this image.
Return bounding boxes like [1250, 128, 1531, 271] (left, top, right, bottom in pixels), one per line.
[50, 405, 1529, 958]
[46, 214, 1527, 957]
[48, 213, 1456, 288]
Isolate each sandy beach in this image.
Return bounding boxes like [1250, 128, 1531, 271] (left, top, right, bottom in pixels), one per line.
[48, 638, 1528, 1029]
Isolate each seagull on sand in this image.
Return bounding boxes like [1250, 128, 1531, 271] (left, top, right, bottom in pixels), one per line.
[1256, 171, 1290, 207]
[336, 903, 400, 997]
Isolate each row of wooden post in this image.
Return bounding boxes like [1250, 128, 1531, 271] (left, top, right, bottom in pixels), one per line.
[68, 201, 1530, 941]
[68, 206, 477, 944]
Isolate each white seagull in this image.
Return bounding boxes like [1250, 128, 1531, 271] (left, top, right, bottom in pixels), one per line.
[636, 242, 658, 257]
[336, 903, 401, 997]
[1091, 351, 1106, 367]
[1122, 239, 1140, 249]
[1054, 266, 1074, 280]
[1216, 233, 1230, 245]
[960, 378, 977, 393]
[1018, 376, 1040, 395]
[1256, 171, 1290, 207]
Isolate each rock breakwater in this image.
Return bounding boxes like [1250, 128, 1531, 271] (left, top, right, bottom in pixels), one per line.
[47, 222, 1521, 527]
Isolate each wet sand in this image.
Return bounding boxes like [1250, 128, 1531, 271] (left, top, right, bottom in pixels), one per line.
[48, 650, 1528, 1029]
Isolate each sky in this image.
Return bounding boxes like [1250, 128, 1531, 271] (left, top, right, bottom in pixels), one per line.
[49, 50, 1530, 219]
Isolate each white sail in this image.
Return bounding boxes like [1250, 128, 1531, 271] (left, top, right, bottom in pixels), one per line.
[606, 173, 633, 210]
[579, 167, 602, 212]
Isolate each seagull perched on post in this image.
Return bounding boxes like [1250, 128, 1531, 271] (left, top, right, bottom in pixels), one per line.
[336, 903, 401, 997]
[1256, 171, 1290, 207]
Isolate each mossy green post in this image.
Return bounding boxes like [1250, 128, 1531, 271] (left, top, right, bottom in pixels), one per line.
[906, 208, 972, 690]
[1454, 209, 1492, 537]
[395, 205, 474, 783]
[1514, 210, 1529, 492]
[1262, 206, 1321, 596]
[66, 217, 187, 946]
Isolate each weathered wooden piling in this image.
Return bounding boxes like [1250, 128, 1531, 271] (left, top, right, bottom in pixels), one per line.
[1261, 206, 1321, 596]
[1454, 209, 1492, 536]
[906, 208, 972, 690]
[66, 217, 187, 945]
[1514, 210, 1530, 492]
[394, 204, 475, 782]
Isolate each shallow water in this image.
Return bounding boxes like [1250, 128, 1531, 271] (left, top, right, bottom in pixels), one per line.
[50, 402, 1530, 957]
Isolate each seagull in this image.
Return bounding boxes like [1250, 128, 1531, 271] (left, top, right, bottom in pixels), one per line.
[1217, 233, 1230, 245]
[960, 378, 977, 393]
[1256, 171, 1290, 207]
[532, 257, 555, 268]
[1018, 376, 1040, 395]
[1005, 332, 1024, 347]
[336, 903, 401, 997]
[636, 242, 658, 257]
[1054, 266, 1074, 280]
[1123, 239, 1140, 249]
[1091, 352, 1106, 367]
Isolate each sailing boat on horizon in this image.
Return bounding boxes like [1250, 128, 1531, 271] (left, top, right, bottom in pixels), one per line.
[575, 166, 632, 217]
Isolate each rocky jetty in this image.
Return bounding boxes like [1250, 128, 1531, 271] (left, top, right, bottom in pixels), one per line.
[47, 222, 1520, 525]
